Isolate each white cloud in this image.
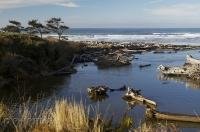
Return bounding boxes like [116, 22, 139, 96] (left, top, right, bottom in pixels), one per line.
[149, 0, 163, 4]
[150, 4, 200, 17]
[0, 0, 78, 10]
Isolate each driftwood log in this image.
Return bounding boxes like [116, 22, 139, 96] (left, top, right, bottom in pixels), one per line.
[123, 87, 157, 109]
[44, 55, 78, 76]
[146, 108, 200, 123]
[124, 87, 200, 123]
[139, 64, 151, 68]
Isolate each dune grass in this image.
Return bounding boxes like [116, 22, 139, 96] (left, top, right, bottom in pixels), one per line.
[0, 100, 106, 132]
[0, 102, 8, 120]
[0, 99, 180, 132]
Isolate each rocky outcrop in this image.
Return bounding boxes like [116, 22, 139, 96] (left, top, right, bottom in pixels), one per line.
[158, 55, 200, 80]
[95, 51, 133, 68]
[87, 86, 109, 96]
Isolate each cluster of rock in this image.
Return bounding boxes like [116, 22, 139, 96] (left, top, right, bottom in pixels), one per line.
[87, 86, 109, 102]
[78, 41, 200, 51]
[71, 40, 200, 69]
[87, 85, 157, 110]
[158, 55, 200, 80]
[95, 50, 134, 68]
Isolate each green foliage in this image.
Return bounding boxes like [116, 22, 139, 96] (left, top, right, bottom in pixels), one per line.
[9, 20, 21, 28]
[28, 19, 48, 38]
[2, 20, 23, 33]
[2, 25, 20, 33]
[0, 32, 81, 89]
[46, 17, 69, 40]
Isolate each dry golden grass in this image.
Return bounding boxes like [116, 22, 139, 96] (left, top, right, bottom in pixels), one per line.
[135, 122, 179, 132]
[0, 100, 178, 132]
[51, 100, 88, 132]
[0, 100, 105, 132]
[0, 102, 8, 120]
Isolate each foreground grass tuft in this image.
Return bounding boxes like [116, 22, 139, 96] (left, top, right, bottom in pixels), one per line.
[52, 100, 88, 132]
[0, 100, 178, 132]
[0, 102, 8, 120]
[0, 100, 107, 132]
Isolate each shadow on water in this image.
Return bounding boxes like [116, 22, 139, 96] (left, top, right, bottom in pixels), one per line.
[88, 93, 109, 102]
[0, 76, 70, 104]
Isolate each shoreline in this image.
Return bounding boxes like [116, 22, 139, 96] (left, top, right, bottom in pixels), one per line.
[1, 33, 200, 98]
[1, 33, 200, 131]
[68, 40, 200, 50]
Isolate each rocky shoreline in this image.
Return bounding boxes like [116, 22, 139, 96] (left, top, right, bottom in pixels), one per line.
[73, 41, 200, 68]
[1, 32, 200, 95]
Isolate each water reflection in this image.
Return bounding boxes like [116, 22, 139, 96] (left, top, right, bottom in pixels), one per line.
[0, 76, 68, 103]
[124, 100, 145, 110]
[88, 93, 109, 102]
[158, 74, 200, 89]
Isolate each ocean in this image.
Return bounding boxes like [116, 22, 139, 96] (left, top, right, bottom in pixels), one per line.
[66, 28, 200, 45]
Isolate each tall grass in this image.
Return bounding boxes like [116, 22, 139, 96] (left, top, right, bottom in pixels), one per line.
[0, 100, 105, 132]
[0, 102, 8, 120]
[0, 100, 178, 132]
[52, 100, 88, 131]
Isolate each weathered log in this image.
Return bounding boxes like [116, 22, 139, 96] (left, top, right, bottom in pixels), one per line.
[139, 64, 151, 68]
[123, 88, 157, 108]
[109, 85, 127, 92]
[43, 55, 78, 76]
[146, 108, 200, 123]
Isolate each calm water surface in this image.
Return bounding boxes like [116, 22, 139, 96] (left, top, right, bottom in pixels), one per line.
[41, 50, 200, 131]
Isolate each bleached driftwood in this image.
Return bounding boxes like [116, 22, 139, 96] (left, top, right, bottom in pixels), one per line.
[146, 108, 200, 123]
[157, 65, 187, 76]
[158, 55, 200, 77]
[186, 55, 200, 65]
[123, 87, 157, 108]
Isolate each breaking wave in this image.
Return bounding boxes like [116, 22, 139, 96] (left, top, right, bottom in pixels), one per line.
[66, 33, 200, 45]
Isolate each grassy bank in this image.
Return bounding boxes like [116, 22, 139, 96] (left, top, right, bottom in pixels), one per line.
[0, 32, 83, 90]
[0, 100, 130, 132]
[0, 100, 178, 132]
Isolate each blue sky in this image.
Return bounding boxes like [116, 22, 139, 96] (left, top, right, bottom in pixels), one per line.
[1, 0, 200, 28]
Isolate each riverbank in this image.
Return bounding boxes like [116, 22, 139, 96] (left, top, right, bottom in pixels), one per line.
[1, 32, 200, 93]
[1, 33, 200, 131]
[0, 32, 83, 91]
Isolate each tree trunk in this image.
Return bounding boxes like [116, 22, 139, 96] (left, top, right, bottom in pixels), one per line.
[40, 33, 42, 38]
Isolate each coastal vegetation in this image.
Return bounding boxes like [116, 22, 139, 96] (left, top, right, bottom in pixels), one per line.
[1, 19, 200, 131]
[0, 31, 82, 92]
[0, 99, 179, 132]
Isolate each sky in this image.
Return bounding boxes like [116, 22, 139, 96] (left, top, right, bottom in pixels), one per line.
[1, 0, 200, 28]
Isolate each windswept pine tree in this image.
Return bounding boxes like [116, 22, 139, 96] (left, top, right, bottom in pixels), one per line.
[2, 20, 23, 33]
[46, 17, 69, 40]
[28, 19, 48, 38]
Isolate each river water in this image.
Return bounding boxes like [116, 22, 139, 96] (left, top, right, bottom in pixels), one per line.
[34, 49, 200, 131]
[2, 49, 199, 131]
